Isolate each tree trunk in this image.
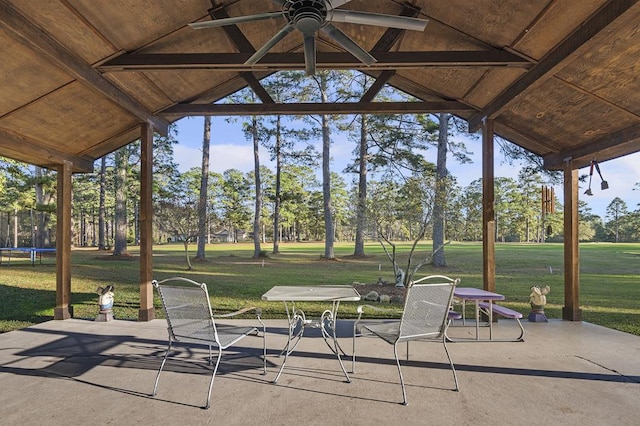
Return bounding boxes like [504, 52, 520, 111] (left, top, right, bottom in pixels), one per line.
[183, 240, 192, 270]
[196, 116, 211, 260]
[252, 116, 262, 258]
[34, 167, 46, 247]
[272, 116, 282, 254]
[354, 114, 367, 256]
[113, 147, 128, 256]
[322, 112, 334, 259]
[432, 113, 449, 267]
[13, 208, 17, 248]
[98, 156, 106, 250]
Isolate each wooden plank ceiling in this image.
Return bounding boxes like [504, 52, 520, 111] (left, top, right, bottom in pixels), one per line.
[1, 0, 639, 172]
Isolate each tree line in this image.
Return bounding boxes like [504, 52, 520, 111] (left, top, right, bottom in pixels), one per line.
[1, 71, 639, 262]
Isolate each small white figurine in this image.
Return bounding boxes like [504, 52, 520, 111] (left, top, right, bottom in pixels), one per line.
[529, 285, 550, 308]
[528, 285, 550, 322]
[97, 285, 114, 311]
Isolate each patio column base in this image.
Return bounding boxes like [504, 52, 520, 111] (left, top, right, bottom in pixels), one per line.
[138, 307, 155, 321]
[54, 306, 73, 320]
[562, 307, 582, 321]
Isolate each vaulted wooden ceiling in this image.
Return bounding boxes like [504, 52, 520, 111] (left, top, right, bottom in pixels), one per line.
[1, 0, 639, 173]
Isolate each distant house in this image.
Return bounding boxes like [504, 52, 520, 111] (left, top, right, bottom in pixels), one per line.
[211, 229, 247, 242]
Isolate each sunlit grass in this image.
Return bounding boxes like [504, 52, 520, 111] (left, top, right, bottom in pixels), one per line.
[0, 241, 639, 336]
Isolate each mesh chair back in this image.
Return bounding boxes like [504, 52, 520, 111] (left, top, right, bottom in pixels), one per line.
[155, 279, 217, 344]
[398, 280, 457, 341]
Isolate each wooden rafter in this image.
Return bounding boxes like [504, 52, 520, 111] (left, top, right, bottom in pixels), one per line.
[360, 70, 396, 102]
[468, 0, 638, 132]
[358, 3, 420, 103]
[212, 5, 276, 104]
[493, 122, 560, 155]
[544, 122, 640, 169]
[0, 1, 169, 136]
[0, 128, 94, 172]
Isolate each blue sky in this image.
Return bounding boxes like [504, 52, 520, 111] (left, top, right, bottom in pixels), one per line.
[173, 116, 640, 220]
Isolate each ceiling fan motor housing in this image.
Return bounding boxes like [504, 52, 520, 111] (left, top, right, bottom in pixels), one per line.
[283, 0, 329, 34]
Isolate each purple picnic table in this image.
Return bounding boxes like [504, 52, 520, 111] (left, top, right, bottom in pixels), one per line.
[450, 287, 505, 341]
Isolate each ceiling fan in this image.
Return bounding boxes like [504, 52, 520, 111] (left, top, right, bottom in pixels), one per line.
[190, 0, 428, 75]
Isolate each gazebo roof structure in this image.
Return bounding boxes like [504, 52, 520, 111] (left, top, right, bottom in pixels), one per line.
[2, 0, 640, 171]
[1, 0, 639, 322]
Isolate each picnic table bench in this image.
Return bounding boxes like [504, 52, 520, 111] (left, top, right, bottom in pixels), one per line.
[478, 302, 525, 342]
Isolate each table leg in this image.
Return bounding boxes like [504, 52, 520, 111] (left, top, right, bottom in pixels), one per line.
[489, 301, 494, 340]
[461, 300, 466, 325]
[474, 301, 480, 340]
[321, 301, 350, 383]
[273, 301, 304, 383]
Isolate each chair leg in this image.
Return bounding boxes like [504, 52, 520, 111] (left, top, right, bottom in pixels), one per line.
[262, 326, 267, 375]
[393, 342, 408, 405]
[204, 349, 223, 409]
[442, 336, 459, 391]
[352, 323, 357, 374]
[152, 339, 173, 397]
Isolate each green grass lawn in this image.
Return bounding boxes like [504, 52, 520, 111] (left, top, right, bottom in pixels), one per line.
[1, 241, 638, 336]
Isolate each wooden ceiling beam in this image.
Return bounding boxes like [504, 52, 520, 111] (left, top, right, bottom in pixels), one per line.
[544, 122, 640, 169]
[370, 3, 421, 52]
[468, 0, 638, 132]
[210, 6, 275, 104]
[0, 1, 169, 136]
[209, 5, 256, 54]
[494, 122, 561, 155]
[99, 50, 532, 71]
[361, 70, 396, 102]
[239, 72, 276, 103]
[359, 3, 420, 103]
[161, 101, 474, 117]
[0, 129, 94, 172]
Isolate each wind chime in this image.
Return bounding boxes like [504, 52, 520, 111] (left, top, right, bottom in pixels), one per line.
[542, 185, 554, 239]
[584, 159, 609, 196]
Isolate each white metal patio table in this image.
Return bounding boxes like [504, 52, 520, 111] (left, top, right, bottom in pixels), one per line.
[261, 285, 360, 383]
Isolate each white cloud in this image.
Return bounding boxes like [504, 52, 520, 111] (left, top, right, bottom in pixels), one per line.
[174, 142, 275, 174]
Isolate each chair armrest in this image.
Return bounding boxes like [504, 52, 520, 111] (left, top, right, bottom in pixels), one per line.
[354, 304, 402, 327]
[356, 304, 402, 319]
[214, 306, 262, 319]
[214, 307, 266, 336]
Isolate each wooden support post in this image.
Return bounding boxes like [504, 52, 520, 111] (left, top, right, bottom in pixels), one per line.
[139, 123, 155, 321]
[562, 161, 582, 321]
[54, 161, 72, 319]
[482, 119, 496, 293]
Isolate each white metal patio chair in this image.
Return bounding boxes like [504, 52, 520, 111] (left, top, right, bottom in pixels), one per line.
[352, 275, 460, 405]
[151, 277, 266, 409]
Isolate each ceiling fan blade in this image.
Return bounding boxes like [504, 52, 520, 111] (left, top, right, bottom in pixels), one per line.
[246, 23, 296, 65]
[321, 23, 377, 66]
[328, 10, 428, 31]
[328, 0, 353, 8]
[189, 12, 283, 29]
[303, 34, 316, 76]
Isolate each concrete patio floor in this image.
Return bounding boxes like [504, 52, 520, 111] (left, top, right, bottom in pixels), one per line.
[0, 317, 638, 425]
